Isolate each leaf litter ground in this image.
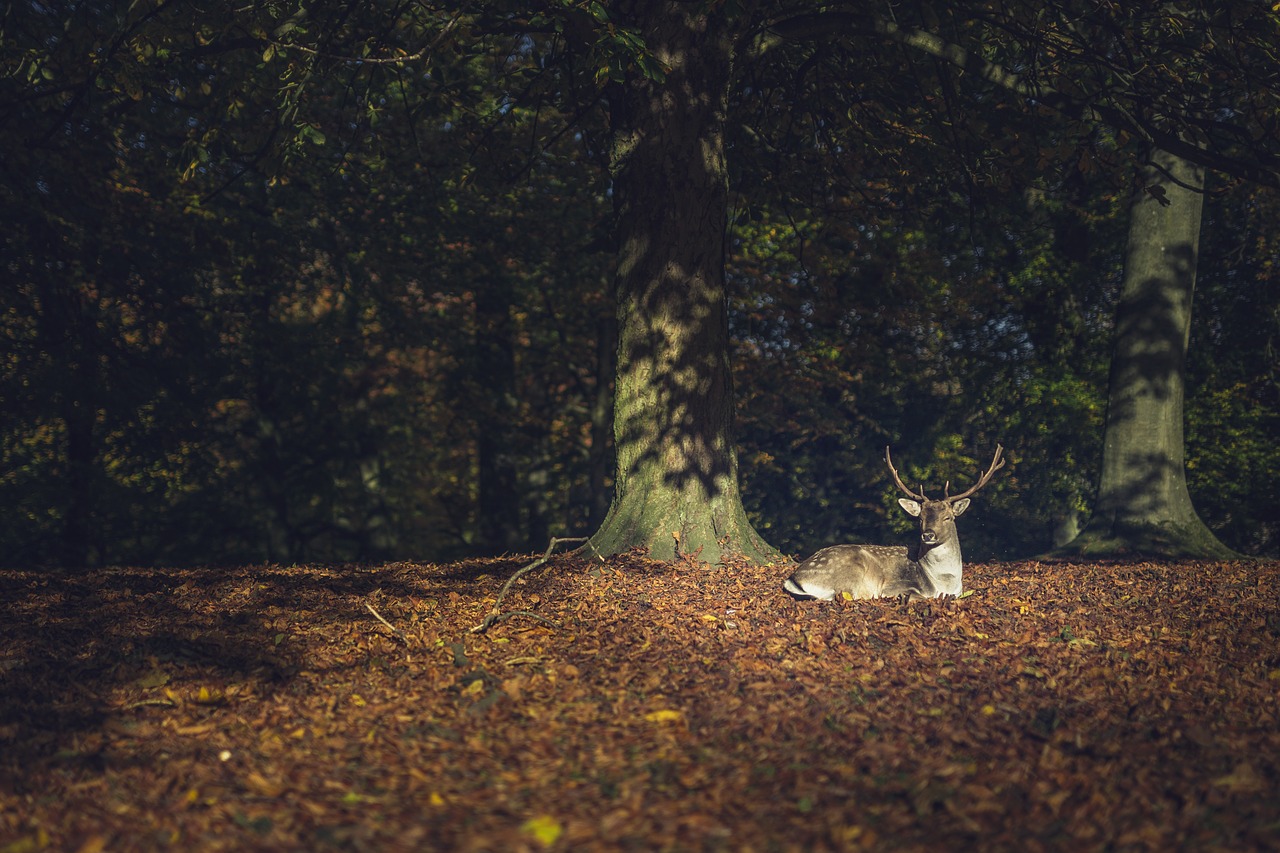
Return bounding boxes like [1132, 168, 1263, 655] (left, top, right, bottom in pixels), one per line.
[2, 555, 1278, 852]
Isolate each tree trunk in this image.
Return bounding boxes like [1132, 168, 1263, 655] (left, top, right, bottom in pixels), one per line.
[1060, 147, 1238, 559]
[587, 310, 616, 532]
[587, 6, 776, 564]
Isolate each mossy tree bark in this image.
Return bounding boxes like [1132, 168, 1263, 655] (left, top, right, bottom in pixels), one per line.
[1058, 147, 1239, 560]
[586, 5, 776, 564]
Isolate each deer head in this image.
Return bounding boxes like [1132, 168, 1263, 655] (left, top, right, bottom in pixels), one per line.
[885, 444, 1005, 556]
[783, 444, 1005, 600]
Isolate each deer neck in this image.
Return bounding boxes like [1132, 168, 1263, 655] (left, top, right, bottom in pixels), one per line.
[912, 537, 963, 593]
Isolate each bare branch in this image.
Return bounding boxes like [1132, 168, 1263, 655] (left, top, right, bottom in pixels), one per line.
[365, 601, 408, 645]
[270, 11, 466, 66]
[871, 19, 1035, 98]
[750, 9, 1280, 187]
[470, 536, 587, 634]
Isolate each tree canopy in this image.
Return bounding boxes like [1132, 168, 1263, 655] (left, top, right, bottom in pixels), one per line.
[3, 1, 1279, 567]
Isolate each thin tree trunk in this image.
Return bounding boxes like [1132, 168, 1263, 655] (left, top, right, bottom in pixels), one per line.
[1060, 146, 1238, 559]
[587, 5, 775, 563]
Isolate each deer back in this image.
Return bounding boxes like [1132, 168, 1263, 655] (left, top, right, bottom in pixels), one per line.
[782, 544, 937, 600]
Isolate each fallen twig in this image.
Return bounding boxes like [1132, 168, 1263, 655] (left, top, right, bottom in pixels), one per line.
[470, 536, 587, 634]
[365, 601, 409, 645]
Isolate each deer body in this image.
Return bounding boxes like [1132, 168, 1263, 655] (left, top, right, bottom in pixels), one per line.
[783, 446, 1003, 601]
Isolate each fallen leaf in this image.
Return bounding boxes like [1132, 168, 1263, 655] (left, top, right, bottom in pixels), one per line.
[135, 668, 169, 689]
[645, 709, 683, 723]
[1213, 763, 1266, 792]
[521, 815, 563, 847]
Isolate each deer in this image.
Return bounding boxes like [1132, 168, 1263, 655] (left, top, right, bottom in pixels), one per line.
[783, 445, 1005, 601]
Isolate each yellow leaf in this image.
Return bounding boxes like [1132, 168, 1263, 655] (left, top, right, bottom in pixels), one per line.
[980, 704, 997, 716]
[644, 709, 683, 723]
[841, 591, 853, 601]
[521, 815, 563, 847]
[429, 792, 445, 807]
[350, 693, 367, 706]
[195, 686, 224, 705]
[700, 614, 717, 622]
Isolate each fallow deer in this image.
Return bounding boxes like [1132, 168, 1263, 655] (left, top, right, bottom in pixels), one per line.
[783, 445, 1005, 600]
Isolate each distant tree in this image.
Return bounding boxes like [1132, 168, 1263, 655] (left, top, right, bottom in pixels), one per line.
[1060, 148, 1238, 558]
[843, 5, 1280, 559]
[579, 1, 1280, 562]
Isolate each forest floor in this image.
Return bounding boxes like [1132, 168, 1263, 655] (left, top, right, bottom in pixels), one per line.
[1, 553, 1278, 852]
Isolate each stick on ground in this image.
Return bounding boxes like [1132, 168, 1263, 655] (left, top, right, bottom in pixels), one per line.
[365, 601, 408, 644]
[470, 536, 587, 634]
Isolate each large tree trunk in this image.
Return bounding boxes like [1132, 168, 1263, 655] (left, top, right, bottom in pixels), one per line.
[1059, 147, 1238, 559]
[587, 5, 775, 563]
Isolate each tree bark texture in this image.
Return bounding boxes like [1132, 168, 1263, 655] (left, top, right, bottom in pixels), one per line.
[1062, 147, 1238, 559]
[587, 6, 776, 563]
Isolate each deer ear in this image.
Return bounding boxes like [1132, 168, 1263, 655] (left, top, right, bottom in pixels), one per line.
[952, 498, 971, 515]
[898, 498, 922, 517]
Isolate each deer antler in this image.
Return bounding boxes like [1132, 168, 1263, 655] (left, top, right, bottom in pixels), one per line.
[945, 445, 1006, 503]
[884, 446, 927, 502]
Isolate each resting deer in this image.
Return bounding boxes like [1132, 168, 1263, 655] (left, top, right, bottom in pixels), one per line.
[783, 445, 1005, 601]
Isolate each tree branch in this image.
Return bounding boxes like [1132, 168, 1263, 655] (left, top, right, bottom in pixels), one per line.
[750, 9, 1280, 188]
[469, 536, 586, 634]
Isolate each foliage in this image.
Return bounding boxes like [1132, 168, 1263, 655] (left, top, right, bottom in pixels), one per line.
[3, 1, 1280, 565]
[2, 555, 1280, 849]
[728, 163, 1125, 558]
[0, 1, 616, 564]
[1185, 185, 1280, 556]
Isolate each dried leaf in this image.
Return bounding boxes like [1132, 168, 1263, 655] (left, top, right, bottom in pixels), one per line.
[135, 668, 170, 689]
[4, 557, 1280, 851]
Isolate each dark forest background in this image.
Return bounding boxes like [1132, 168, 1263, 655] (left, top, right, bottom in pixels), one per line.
[3, 3, 1278, 568]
